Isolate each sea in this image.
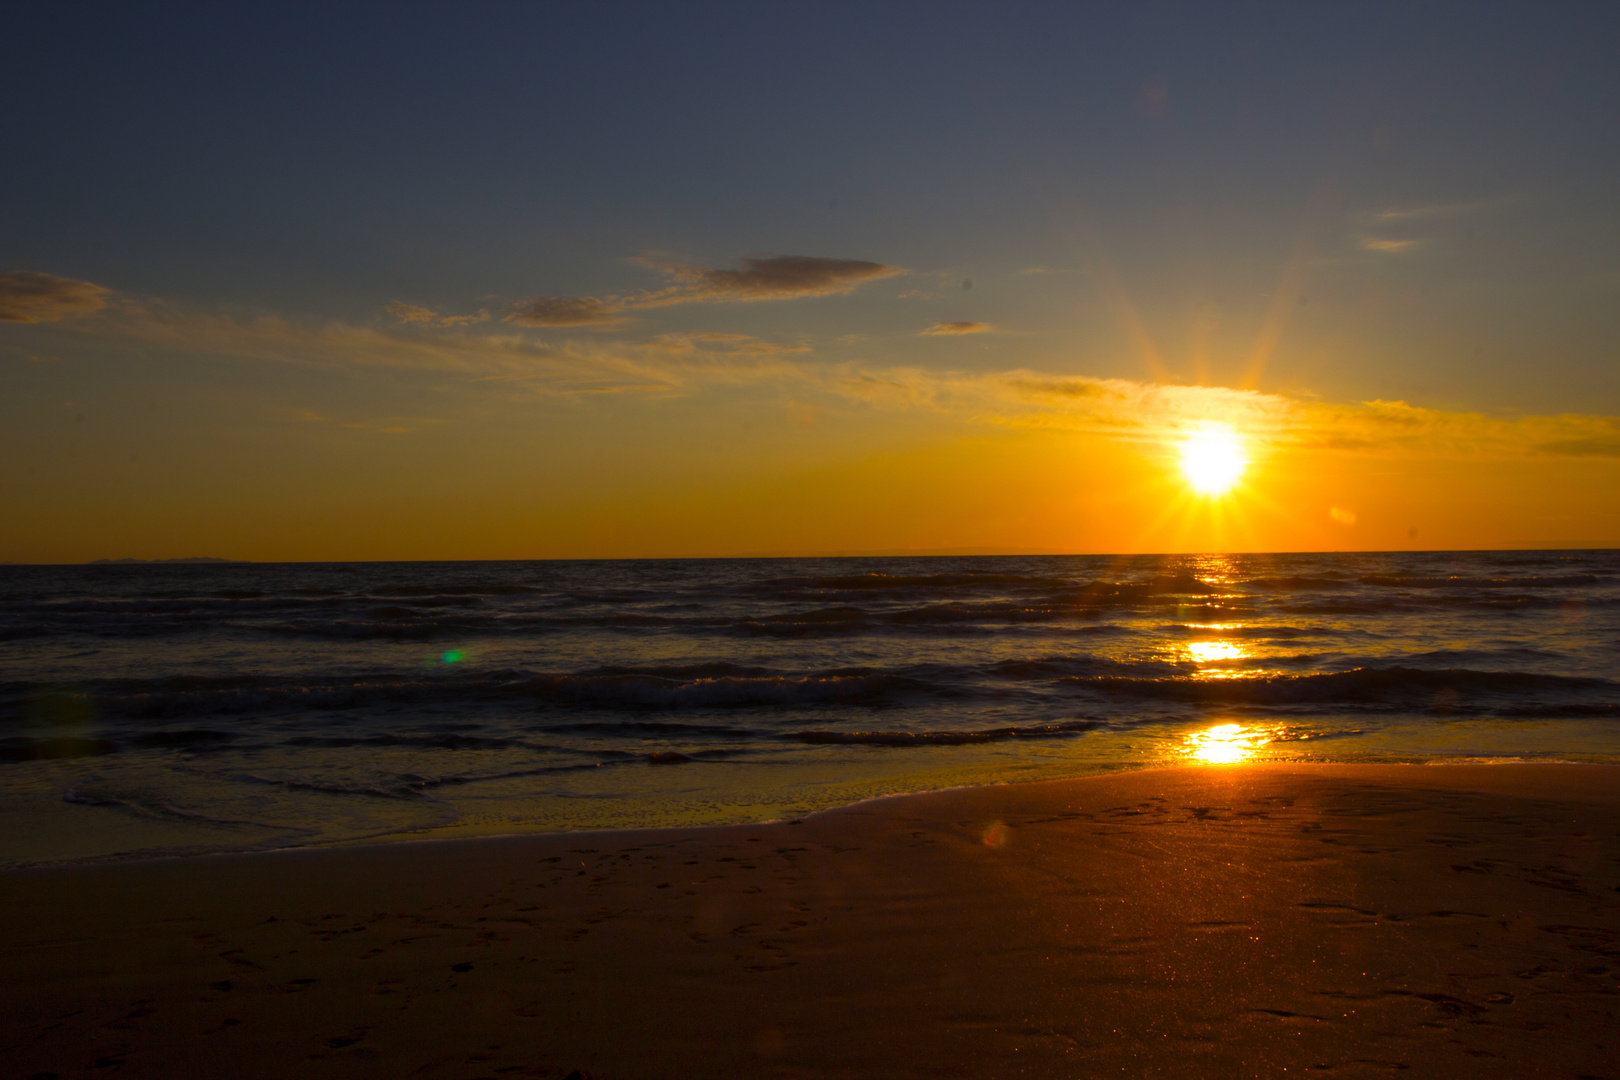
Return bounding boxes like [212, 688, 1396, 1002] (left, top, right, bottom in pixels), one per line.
[2, 550, 1617, 867]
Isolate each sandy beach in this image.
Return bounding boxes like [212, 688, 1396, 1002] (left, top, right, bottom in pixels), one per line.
[3, 763, 1617, 1079]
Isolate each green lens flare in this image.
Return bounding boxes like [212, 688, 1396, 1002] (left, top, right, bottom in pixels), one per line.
[441, 650, 464, 664]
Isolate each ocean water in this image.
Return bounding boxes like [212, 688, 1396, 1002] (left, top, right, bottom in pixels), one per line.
[2, 551, 1617, 867]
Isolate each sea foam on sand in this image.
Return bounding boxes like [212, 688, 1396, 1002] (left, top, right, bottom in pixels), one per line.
[3, 763, 1617, 1078]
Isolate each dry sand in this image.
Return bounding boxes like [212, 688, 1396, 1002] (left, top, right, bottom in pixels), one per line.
[3, 763, 1617, 1079]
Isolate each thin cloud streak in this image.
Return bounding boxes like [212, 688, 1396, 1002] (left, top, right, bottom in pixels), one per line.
[500, 254, 905, 327]
[1369, 196, 1522, 222]
[921, 321, 991, 335]
[385, 301, 490, 327]
[0, 271, 111, 323]
[503, 296, 624, 327]
[627, 255, 904, 304]
[34, 289, 1620, 464]
[77, 300, 805, 396]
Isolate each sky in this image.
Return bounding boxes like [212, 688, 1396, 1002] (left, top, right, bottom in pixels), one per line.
[3, 1, 1619, 561]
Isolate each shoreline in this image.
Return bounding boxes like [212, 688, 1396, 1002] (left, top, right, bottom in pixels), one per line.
[5, 761, 1618, 1077]
[9, 755, 1615, 874]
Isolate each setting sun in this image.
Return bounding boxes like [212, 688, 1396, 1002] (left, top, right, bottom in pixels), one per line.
[1178, 425, 1248, 496]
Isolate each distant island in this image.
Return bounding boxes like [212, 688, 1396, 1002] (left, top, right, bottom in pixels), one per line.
[89, 557, 246, 564]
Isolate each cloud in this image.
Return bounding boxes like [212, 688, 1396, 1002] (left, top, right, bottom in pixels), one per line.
[1361, 238, 1417, 253]
[815, 366, 1620, 467]
[503, 296, 624, 327]
[631, 255, 905, 304]
[385, 302, 489, 327]
[501, 254, 905, 327]
[921, 321, 991, 336]
[636, 331, 809, 357]
[67, 300, 807, 398]
[1534, 433, 1620, 458]
[0, 271, 111, 323]
[1370, 197, 1520, 222]
[39, 292, 1620, 465]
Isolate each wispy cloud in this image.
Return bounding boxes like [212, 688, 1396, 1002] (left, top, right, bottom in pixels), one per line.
[1361, 238, 1418, 253]
[635, 331, 810, 357]
[815, 366, 1620, 464]
[1370, 196, 1520, 222]
[921, 321, 992, 336]
[503, 296, 624, 327]
[0, 271, 111, 323]
[628, 255, 905, 304]
[27, 288, 1620, 464]
[68, 300, 806, 397]
[385, 301, 489, 327]
[500, 254, 905, 327]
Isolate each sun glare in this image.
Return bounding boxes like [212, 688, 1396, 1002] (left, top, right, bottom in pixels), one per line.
[1178, 425, 1248, 496]
[1184, 722, 1270, 764]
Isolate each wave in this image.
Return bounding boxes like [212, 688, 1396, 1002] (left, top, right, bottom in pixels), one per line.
[1359, 573, 1600, 589]
[1278, 594, 1564, 615]
[585, 662, 777, 680]
[751, 571, 1051, 592]
[0, 736, 117, 762]
[986, 655, 1189, 679]
[1162, 623, 1348, 640]
[1240, 575, 1357, 591]
[544, 720, 761, 737]
[788, 719, 1101, 746]
[367, 583, 539, 596]
[1058, 666, 1617, 711]
[0, 666, 950, 723]
[514, 671, 935, 709]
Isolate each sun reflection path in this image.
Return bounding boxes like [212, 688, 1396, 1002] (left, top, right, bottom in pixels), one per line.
[1183, 723, 1272, 764]
[1186, 640, 1244, 664]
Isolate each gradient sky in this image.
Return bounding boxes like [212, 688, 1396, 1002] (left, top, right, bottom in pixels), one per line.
[3, 1, 1619, 561]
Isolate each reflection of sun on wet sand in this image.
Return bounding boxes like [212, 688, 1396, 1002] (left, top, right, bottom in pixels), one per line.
[1185, 721, 1267, 762]
[4, 764, 1618, 1078]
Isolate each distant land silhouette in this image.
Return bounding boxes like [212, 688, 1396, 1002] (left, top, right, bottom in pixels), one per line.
[88, 557, 244, 564]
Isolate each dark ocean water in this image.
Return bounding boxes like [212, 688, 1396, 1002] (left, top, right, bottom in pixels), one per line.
[2, 551, 1617, 866]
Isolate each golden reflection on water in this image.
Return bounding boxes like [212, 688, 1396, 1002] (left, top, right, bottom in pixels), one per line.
[1183, 722, 1272, 763]
[1182, 626, 1250, 679]
[1186, 640, 1244, 664]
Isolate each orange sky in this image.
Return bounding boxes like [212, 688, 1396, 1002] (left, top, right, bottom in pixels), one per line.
[4, 6, 1619, 561]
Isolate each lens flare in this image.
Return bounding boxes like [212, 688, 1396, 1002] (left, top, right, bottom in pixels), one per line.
[1178, 424, 1248, 496]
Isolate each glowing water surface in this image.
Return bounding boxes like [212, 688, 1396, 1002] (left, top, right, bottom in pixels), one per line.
[1, 549, 1616, 866]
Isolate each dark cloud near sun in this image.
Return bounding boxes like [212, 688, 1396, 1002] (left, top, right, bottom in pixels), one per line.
[1537, 437, 1620, 458]
[503, 296, 624, 327]
[631, 255, 906, 304]
[922, 321, 991, 336]
[0, 271, 111, 323]
[497, 255, 905, 329]
[385, 301, 489, 327]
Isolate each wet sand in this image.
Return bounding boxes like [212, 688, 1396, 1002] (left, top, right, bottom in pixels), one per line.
[3, 763, 1617, 1078]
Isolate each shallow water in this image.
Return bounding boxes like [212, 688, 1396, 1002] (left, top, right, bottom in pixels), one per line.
[2, 551, 1616, 865]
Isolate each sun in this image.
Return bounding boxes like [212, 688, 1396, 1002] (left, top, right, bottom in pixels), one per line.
[1178, 424, 1248, 496]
